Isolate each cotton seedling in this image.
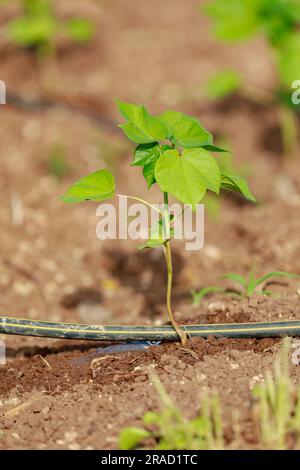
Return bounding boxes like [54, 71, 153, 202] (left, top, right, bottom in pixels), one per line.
[2, 0, 94, 55]
[119, 374, 224, 450]
[222, 270, 300, 297]
[61, 99, 255, 343]
[203, 0, 300, 156]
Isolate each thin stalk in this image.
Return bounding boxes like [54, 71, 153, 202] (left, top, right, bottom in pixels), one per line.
[163, 192, 187, 344]
[279, 105, 298, 158]
[117, 194, 163, 215]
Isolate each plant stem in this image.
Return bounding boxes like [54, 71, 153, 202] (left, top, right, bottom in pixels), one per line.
[279, 106, 298, 158]
[116, 194, 163, 215]
[163, 192, 187, 344]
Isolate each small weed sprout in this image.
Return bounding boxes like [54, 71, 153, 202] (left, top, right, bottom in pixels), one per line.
[3, 0, 95, 55]
[119, 374, 224, 450]
[61, 99, 255, 343]
[191, 286, 223, 307]
[253, 338, 300, 449]
[120, 343, 300, 450]
[191, 270, 300, 304]
[222, 269, 300, 297]
[203, 0, 300, 156]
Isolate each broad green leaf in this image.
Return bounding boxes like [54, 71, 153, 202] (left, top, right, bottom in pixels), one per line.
[221, 172, 256, 202]
[158, 111, 213, 148]
[116, 99, 167, 143]
[65, 18, 95, 43]
[118, 122, 154, 144]
[119, 427, 150, 450]
[155, 148, 220, 205]
[172, 118, 213, 148]
[221, 273, 247, 287]
[203, 0, 260, 42]
[253, 271, 300, 289]
[60, 169, 115, 203]
[205, 70, 242, 100]
[132, 142, 160, 166]
[157, 110, 184, 138]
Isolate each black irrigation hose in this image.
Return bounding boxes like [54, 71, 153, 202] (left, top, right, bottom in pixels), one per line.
[6, 92, 117, 131]
[1, 315, 300, 342]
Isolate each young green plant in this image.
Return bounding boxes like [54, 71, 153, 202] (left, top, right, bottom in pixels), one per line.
[119, 374, 224, 450]
[2, 0, 94, 55]
[222, 270, 300, 296]
[61, 99, 255, 343]
[203, 0, 300, 156]
[253, 338, 300, 449]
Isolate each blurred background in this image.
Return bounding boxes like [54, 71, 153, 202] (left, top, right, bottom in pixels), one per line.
[0, 0, 300, 346]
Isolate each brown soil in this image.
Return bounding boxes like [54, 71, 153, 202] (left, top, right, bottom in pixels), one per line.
[0, 0, 300, 450]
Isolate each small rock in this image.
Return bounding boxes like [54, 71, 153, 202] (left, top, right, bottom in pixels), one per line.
[229, 362, 239, 370]
[64, 431, 78, 443]
[208, 301, 226, 314]
[249, 374, 264, 390]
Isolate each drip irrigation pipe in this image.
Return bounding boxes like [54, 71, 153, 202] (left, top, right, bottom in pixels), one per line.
[1, 316, 300, 342]
[6, 92, 117, 131]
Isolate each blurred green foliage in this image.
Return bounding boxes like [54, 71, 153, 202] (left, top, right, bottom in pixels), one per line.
[204, 0, 300, 93]
[3, 0, 95, 54]
[119, 375, 224, 450]
[47, 143, 71, 180]
[203, 0, 300, 155]
[205, 69, 242, 100]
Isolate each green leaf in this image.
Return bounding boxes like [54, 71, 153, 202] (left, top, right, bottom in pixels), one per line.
[247, 269, 257, 295]
[132, 143, 161, 188]
[155, 148, 220, 205]
[205, 70, 242, 100]
[157, 110, 184, 137]
[119, 427, 150, 450]
[60, 169, 115, 203]
[143, 160, 157, 188]
[116, 99, 167, 144]
[158, 111, 213, 148]
[253, 271, 300, 289]
[202, 144, 228, 153]
[221, 273, 247, 287]
[65, 18, 95, 43]
[139, 217, 174, 249]
[132, 143, 160, 166]
[220, 172, 256, 202]
[138, 238, 166, 250]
